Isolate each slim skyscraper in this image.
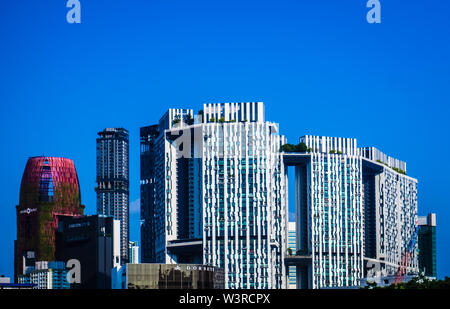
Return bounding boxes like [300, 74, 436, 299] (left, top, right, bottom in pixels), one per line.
[140, 102, 288, 289]
[140, 124, 159, 263]
[96, 128, 130, 264]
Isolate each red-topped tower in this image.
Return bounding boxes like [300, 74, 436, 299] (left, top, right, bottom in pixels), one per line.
[15, 157, 85, 279]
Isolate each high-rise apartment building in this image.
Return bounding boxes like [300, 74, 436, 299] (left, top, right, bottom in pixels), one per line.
[15, 157, 85, 280]
[140, 104, 419, 289]
[418, 213, 437, 278]
[285, 136, 364, 288]
[284, 136, 418, 289]
[140, 110, 194, 263]
[96, 128, 129, 264]
[140, 102, 288, 289]
[360, 147, 418, 280]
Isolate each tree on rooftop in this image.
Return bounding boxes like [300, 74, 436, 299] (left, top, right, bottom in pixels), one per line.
[184, 114, 194, 125]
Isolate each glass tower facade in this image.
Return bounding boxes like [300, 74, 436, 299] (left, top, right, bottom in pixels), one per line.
[140, 125, 159, 263]
[114, 264, 225, 289]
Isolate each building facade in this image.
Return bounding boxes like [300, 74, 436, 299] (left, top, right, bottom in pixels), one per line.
[128, 241, 139, 264]
[140, 110, 194, 263]
[287, 222, 296, 289]
[15, 157, 85, 280]
[55, 215, 121, 289]
[418, 213, 437, 278]
[284, 136, 418, 289]
[112, 264, 225, 289]
[140, 102, 288, 289]
[17, 261, 69, 289]
[300, 136, 364, 288]
[96, 128, 130, 264]
[361, 147, 418, 280]
[140, 124, 161, 263]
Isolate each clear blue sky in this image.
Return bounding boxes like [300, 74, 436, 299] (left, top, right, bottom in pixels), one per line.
[0, 0, 449, 280]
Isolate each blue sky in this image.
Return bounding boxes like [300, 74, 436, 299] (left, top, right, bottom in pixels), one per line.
[0, 0, 449, 279]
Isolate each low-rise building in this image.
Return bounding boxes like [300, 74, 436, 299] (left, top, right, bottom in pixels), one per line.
[112, 263, 225, 289]
[17, 261, 69, 289]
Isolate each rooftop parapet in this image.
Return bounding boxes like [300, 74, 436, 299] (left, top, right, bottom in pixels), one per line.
[418, 213, 436, 227]
[159, 108, 194, 131]
[300, 135, 359, 156]
[360, 147, 407, 173]
[203, 102, 265, 123]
